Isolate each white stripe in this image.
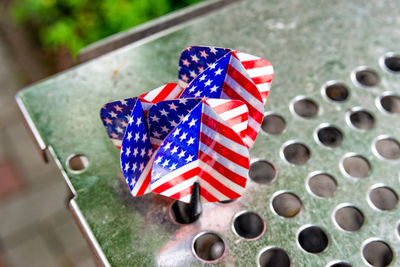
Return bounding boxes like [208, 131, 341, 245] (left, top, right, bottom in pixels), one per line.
[165, 84, 183, 100]
[246, 66, 274, 78]
[178, 80, 188, 89]
[235, 52, 261, 61]
[162, 176, 198, 199]
[199, 143, 249, 177]
[198, 177, 226, 201]
[256, 82, 271, 92]
[200, 160, 246, 193]
[151, 160, 199, 189]
[200, 123, 248, 158]
[217, 104, 248, 121]
[248, 116, 261, 131]
[245, 136, 254, 147]
[131, 153, 155, 196]
[224, 74, 263, 111]
[204, 98, 231, 108]
[180, 194, 191, 203]
[232, 121, 248, 134]
[142, 85, 164, 102]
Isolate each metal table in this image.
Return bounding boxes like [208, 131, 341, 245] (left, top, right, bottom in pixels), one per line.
[16, 0, 400, 266]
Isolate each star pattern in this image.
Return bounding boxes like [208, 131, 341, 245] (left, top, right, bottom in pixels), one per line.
[151, 102, 202, 183]
[120, 99, 155, 191]
[147, 99, 201, 146]
[100, 97, 141, 145]
[178, 46, 231, 86]
[180, 52, 231, 99]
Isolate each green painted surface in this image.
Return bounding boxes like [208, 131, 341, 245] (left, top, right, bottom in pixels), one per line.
[16, 0, 400, 266]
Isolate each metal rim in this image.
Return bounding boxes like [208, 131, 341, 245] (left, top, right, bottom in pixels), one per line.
[191, 231, 227, 264]
[350, 65, 380, 89]
[344, 106, 375, 132]
[231, 210, 266, 240]
[379, 52, 400, 74]
[320, 80, 350, 103]
[313, 123, 343, 150]
[331, 202, 364, 233]
[371, 135, 400, 162]
[375, 91, 400, 115]
[296, 224, 330, 254]
[360, 237, 393, 267]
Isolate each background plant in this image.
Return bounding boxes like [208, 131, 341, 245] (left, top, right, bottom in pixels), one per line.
[11, 0, 202, 57]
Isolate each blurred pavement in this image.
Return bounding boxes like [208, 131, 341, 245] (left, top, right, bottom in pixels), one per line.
[0, 35, 96, 267]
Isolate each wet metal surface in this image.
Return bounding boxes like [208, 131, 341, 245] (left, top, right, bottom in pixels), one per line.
[16, 0, 400, 266]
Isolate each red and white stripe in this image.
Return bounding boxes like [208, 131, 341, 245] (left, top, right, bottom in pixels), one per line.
[204, 99, 248, 143]
[140, 83, 182, 103]
[234, 51, 274, 104]
[222, 54, 265, 148]
[128, 154, 156, 196]
[151, 102, 249, 203]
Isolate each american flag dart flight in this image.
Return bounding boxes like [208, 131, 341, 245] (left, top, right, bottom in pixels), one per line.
[100, 46, 274, 205]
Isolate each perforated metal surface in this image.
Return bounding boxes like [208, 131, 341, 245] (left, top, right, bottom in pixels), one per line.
[16, 0, 400, 266]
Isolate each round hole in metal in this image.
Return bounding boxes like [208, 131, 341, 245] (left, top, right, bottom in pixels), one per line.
[374, 137, 400, 160]
[324, 82, 349, 102]
[353, 68, 380, 87]
[341, 155, 370, 178]
[272, 192, 302, 218]
[261, 113, 286, 135]
[170, 200, 201, 224]
[347, 108, 375, 130]
[328, 262, 352, 267]
[307, 173, 337, 198]
[297, 226, 329, 254]
[369, 186, 398, 211]
[380, 95, 400, 114]
[316, 125, 343, 148]
[258, 247, 291, 267]
[66, 154, 89, 172]
[362, 240, 393, 267]
[292, 97, 319, 118]
[383, 54, 400, 72]
[249, 160, 277, 184]
[233, 211, 265, 239]
[282, 142, 310, 165]
[193, 232, 225, 262]
[334, 205, 364, 232]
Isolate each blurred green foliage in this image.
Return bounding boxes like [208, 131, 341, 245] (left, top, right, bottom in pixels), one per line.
[11, 0, 203, 56]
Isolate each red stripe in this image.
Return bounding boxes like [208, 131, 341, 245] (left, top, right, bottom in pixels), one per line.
[260, 91, 269, 99]
[246, 125, 258, 141]
[200, 134, 248, 169]
[136, 171, 151, 196]
[209, 100, 245, 114]
[241, 58, 272, 69]
[238, 129, 246, 138]
[200, 153, 247, 187]
[224, 112, 248, 127]
[151, 83, 177, 103]
[169, 185, 193, 200]
[151, 167, 199, 194]
[222, 83, 264, 123]
[199, 169, 242, 199]
[199, 187, 219, 202]
[202, 114, 244, 144]
[251, 74, 274, 84]
[226, 65, 263, 103]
